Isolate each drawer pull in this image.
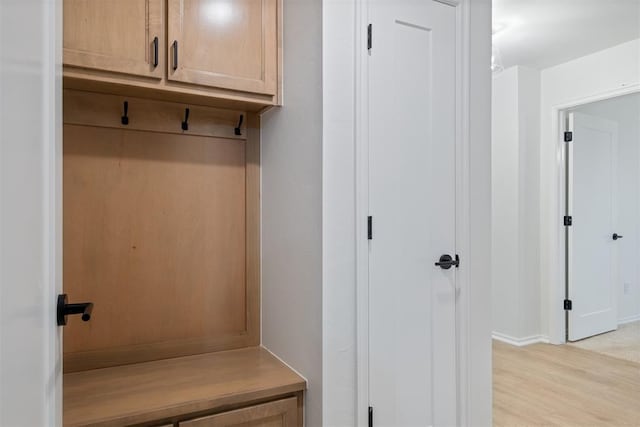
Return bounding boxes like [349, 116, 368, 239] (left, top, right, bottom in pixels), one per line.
[152, 36, 159, 68]
[173, 40, 179, 71]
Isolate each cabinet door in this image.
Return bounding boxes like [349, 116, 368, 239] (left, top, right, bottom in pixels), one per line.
[64, 0, 163, 78]
[180, 398, 299, 427]
[167, 0, 278, 96]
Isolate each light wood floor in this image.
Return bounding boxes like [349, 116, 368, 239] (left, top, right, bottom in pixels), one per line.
[570, 322, 640, 364]
[493, 341, 640, 426]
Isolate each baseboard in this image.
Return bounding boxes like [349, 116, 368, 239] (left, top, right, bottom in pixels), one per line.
[618, 314, 640, 325]
[492, 332, 549, 347]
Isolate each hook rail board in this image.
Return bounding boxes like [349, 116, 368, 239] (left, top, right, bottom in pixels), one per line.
[63, 89, 247, 140]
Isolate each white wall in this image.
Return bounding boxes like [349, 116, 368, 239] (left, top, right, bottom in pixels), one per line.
[573, 93, 640, 323]
[540, 39, 640, 343]
[491, 66, 541, 343]
[492, 68, 521, 339]
[261, 0, 323, 425]
[518, 66, 542, 338]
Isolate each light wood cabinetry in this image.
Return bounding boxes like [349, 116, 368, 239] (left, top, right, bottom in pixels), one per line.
[168, 0, 278, 96]
[63, 0, 164, 78]
[63, 0, 282, 110]
[62, 2, 291, 422]
[63, 347, 305, 427]
[180, 397, 298, 427]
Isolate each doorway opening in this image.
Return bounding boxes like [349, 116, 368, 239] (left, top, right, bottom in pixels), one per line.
[563, 92, 640, 355]
[491, 0, 640, 424]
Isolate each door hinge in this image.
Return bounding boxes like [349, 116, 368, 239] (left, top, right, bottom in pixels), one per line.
[367, 24, 372, 51]
[368, 216, 373, 240]
[564, 215, 572, 226]
[564, 131, 573, 142]
[368, 406, 373, 427]
[564, 299, 572, 311]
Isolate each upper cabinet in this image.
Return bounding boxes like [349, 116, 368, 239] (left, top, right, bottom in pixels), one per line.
[63, 0, 282, 111]
[63, 0, 164, 78]
[167, 0, 278, 96]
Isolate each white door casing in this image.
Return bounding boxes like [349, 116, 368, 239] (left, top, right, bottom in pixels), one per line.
[567, 112, 618, 341]
[547, 85, 640, 345]
[368, 1, 458, 425]
[0, 0, 62, 425]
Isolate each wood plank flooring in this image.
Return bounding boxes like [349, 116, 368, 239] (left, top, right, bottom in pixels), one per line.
[493, 341, 640, 426]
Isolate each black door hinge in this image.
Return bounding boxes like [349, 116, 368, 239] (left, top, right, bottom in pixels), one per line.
[368, 406, 373, 427]
[564, 215, 572, 226]
[368, 216, 373, 240]
[367, 24, 372, 51]
[564, 131, 573, 142]
[564, 299, 572, 310]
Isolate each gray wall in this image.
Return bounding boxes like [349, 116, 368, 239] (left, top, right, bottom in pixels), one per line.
[261, 0, 323, 426]
[468, 0, 493, 422]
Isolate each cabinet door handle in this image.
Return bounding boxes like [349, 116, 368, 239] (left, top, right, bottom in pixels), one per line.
[172, 40, 178, 71]
[152, 36, 159, 68]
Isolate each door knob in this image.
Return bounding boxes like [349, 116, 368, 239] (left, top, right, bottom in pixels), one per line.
[435, 254, 459, 270]
[57, 294, 93, 326]
[613, 233, 623, 241]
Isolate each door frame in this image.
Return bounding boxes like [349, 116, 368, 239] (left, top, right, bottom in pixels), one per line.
[354, 0, 476, 425]
[550, 84, 640, 344]
[0, 0, 63, 425]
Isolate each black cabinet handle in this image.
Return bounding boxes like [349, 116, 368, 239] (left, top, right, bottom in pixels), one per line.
[57, 294, 93, 326]
[613, 233, 623, 241]
[152, 36, 159, 68]
[172, 40, 178, 71]
[435, 254, 459, 270]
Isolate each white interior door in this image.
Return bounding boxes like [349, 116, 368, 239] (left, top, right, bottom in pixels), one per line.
[368, 1, 457, 425]
[567, 112, 618, 342]
[0, 0, 62, 425]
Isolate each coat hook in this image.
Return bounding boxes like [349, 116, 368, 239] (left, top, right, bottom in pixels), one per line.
[234, 114, 244, 136]
[121, 101, 129, 125]
[182, 108, 190, 131]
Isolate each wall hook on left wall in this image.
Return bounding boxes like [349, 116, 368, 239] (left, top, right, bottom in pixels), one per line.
[182, 108, 190, 131]
[234, 114, 244, 136]
[121, 101, 129, 125]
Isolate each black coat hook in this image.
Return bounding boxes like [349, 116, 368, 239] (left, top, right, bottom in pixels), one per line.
[235, 114, 244, 136]
[121, 101, 129, 125]
[182, 108, 190, 131]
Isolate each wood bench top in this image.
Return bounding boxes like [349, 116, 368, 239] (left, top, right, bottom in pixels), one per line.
[64, 346, 306, 427]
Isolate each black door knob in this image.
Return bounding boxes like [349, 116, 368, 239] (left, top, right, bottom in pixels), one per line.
[57, 294, 93, 326]
[435, 254, 459, 270]
[613, 233, 623, 241]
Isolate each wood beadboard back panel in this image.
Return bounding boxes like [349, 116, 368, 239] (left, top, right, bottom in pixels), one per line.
[62, 95, 260, 372]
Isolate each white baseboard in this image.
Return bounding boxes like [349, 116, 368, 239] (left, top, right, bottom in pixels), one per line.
[618, 314, 640, 325]
[492, 332, 549, 347]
